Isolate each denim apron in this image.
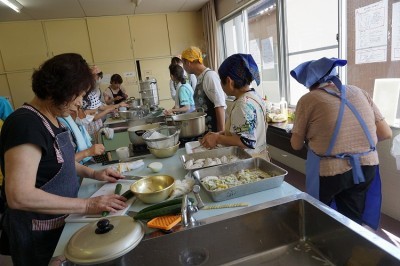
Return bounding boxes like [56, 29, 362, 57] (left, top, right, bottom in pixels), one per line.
[0, 105, 79, 265]
[194, 70, 217, 132]
[306, 84, 381, 229]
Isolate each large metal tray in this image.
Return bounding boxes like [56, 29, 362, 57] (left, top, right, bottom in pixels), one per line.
[192, 157, 288, 202]
[180, 146, 252, 171]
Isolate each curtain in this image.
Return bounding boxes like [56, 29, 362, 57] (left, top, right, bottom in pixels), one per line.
[202, 0, 218, 70]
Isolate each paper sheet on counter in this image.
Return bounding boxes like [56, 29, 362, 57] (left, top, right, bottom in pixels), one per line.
[65, 180, 136, 223]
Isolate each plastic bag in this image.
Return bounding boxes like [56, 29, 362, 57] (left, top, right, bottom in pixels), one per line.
[390, 133, 400, 170]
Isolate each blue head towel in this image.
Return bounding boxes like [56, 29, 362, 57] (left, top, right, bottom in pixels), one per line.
[290, 57, 347, 88]
[218, 54, 261, 86]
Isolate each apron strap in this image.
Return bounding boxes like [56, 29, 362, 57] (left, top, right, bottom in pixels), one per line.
[20, 105, 64, 163]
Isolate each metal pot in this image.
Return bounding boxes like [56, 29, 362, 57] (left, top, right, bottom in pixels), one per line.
[139, 77, 159, 106]
[128, 123, 160, 145]
[125, 97, 141, 108]
[169, 112, 207, 138]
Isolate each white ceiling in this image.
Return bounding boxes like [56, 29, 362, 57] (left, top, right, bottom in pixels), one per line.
[0, 0, 209, 22]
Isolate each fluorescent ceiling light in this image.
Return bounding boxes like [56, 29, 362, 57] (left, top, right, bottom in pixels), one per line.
[0, 0, 21, 13]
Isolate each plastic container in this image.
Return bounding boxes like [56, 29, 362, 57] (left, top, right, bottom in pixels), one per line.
[279, 97, 288, 120]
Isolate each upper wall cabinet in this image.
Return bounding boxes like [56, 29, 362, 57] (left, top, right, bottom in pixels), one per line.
[129, 15, 170, 58]
[7, 71, 35, 108]
[0, 21, 48, 71]
[87, 17, 133, 62]
[44, 19, 93, 63]
[167, 12, 204, 56]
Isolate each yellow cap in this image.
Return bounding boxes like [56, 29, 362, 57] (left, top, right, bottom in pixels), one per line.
[181, 46, 203, 64]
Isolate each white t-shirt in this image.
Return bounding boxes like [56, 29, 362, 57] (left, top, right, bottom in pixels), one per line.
[196, 68, 226, 108]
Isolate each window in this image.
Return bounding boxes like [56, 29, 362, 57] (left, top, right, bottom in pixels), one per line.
[286, 0, 339, 105]
[220, 0, 339, 106]
[221, 0, 281, 102]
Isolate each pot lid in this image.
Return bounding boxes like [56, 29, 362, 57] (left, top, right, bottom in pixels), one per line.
[65, 216, 144, 265]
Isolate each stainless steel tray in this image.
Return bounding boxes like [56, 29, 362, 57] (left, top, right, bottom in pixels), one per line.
[180, 146, 252, 171]
[192, 157, 288, 202]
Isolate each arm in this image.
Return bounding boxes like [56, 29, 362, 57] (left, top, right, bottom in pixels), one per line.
[215, 106, 225, 132]
[103, 89, 114, 105]
[291, 132, 305, 150]
[201, 132, 246, 149]
[376, 119, 392, 141]
[75, 144, 105, 162]
[5, 144, 126, 215]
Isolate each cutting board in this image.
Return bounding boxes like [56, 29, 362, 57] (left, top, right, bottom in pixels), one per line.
[65, 180, 136, 223]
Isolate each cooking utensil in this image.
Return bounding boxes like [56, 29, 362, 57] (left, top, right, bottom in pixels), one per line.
[142, 126, 180, 149]
[65, 216, 144, 264]
[147, 142, 180, 158]
[128, 123, 160, 145]
[168, 112, 207, 138]
[123, 175, 146, 181]
[130, 175, 175, 204]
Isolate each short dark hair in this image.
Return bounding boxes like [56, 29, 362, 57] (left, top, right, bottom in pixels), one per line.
[32, 53, 94, 107]
[219, 72, 253, 89]
[110, 74, 123, 84]
[171, 57, 183, 65]
[169, 64, 186, 84]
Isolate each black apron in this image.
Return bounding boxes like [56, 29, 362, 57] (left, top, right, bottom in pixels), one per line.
[194, 70, 217, 132]
[0, 105, 79, 266]
[109, 87, 126, 104]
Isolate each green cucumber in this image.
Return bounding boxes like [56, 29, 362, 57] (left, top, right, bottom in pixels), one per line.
[134, 203, 182, 220]
[137, 197, 194, 215]
[115, 183, 122, 195]
[121, 189, 135, 200]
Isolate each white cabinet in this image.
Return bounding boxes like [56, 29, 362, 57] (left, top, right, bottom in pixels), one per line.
[44, 19, 93, 63]
[167, 12, 204, 56]
[87, 16, 134, 62]
[0, 21, 48, 71]
[129, 15, 170, 58]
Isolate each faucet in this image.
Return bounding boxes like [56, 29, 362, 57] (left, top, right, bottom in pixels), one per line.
[181, 185, 205, 227]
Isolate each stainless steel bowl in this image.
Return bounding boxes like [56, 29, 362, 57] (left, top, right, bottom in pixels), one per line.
[142, 126, 180, 149]
[148, 142, 180, 158]
[128, 123, 160, 145]
[130, 175, 175, 204]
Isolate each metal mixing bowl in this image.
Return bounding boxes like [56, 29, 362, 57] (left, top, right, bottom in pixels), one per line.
[142, 126, 180, 149]
[147, 142, 180, 158]
[130, 175, 175, 204]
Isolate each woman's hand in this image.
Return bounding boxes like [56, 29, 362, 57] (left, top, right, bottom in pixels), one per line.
[85, 194, 127, 214]
[201, 132, 219, 149]
[93, 168, 124, 183]
[89, 144, 105, 156]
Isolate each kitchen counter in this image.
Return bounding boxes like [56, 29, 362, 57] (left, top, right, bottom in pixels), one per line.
[52, 148, 302, 259]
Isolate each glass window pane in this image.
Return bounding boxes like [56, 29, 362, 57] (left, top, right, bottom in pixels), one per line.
[223, 14, 246, 57]
[288, 48, 338, 104]
[287, 0, 338, 53]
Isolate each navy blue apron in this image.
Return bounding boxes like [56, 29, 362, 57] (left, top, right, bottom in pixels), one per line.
[305, 83, 381, 229]
[0, 105, 79, 265]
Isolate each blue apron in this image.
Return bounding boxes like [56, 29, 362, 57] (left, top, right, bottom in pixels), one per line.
[306, 84, 381, 229]
[0, 105, 79, 265]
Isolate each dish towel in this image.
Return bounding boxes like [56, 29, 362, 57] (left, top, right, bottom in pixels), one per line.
[98, 127, 114, 140]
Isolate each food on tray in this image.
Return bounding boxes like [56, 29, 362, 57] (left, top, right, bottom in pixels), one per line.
[185, 155, 239, 169]
[201, 168, 276, 191]
[269, 113, 287, 123]
[110, 160, 144, 173]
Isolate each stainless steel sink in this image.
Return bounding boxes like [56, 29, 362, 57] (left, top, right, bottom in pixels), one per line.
[123, 193, 400, 266]
[63, 193, 400, 265]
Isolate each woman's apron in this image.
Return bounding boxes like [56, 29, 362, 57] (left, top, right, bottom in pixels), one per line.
[225, 92, 269, 160]
[0, 105, 79, 265]
[306, 84, 381, 229]
[109, 87, 126, 104]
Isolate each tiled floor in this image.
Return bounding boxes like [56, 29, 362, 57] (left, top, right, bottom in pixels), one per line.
[273, 159, 400, 249]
